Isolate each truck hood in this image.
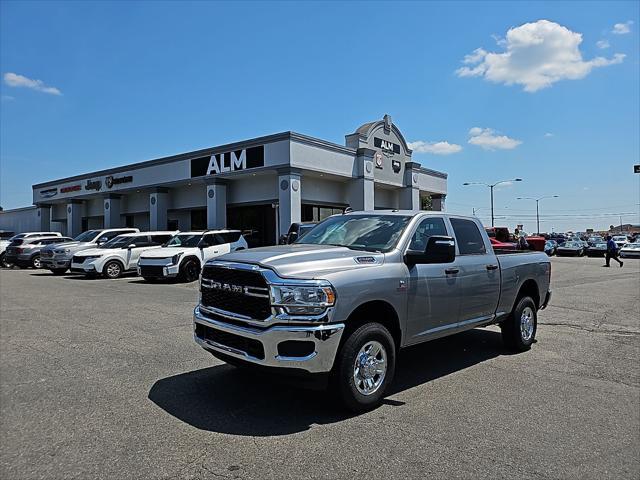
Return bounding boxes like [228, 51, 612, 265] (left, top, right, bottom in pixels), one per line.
[49, 242, 99, 254]
[213, 244, 385, 278]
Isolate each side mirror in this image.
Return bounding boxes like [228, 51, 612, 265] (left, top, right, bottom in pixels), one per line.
[405, 236, 456, 265]
[197, 240, 209, 249]
[287, 232, 299, 244]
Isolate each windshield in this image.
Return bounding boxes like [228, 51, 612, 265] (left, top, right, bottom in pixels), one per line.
[295, 214, 412, 252]
[99, 235, 131, 249]
[613, 236, 627, 241]
[625, 243, 640, 249]
[74, 230, 101, 242]
[564, 242, 580, 247]
[163, 233, 203, 248]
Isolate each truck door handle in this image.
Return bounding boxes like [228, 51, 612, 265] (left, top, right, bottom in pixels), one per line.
[486, 264, 499, 271]
[445, 268, 459, 275]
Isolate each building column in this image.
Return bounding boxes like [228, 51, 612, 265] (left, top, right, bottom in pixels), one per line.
[103, 196, 122, 229]
[278, 168, 302, 237]
[36, 205, 51, 231]
[66, 201, 83, 237]
[431, 194, 446, 211]
[400, 162, 421, 210]
[206, 181, 227, 229]
[348, 148, 375, 211]
[149, 190, 168, 230]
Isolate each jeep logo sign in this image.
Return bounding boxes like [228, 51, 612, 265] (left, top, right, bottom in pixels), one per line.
[190, 145, 264, 178]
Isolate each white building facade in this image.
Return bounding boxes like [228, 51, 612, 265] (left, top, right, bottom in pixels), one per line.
[2, 116, 447, 246]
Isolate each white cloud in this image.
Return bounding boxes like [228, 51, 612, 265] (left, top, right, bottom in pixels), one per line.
[408, 140, 463, 155]
[544, 132, 554, 137]
[612, 21, 633, 35]
[1, 95, 15, 102]
[3, 72, 62, 95]
[596, 39, 610, 49]
[455, 20, 625, 92]
[468, 127, 522, 150]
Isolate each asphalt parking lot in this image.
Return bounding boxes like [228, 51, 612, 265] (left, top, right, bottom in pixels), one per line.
[1, 256, 638, 480]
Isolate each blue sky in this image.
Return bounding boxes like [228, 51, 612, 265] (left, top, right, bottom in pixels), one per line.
[1, 0, 638, 232]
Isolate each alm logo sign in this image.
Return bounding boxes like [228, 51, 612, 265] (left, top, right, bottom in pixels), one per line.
[190, 145, 265, 178]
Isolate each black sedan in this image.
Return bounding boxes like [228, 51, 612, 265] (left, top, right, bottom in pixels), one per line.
[586, 242, 608, 257]
[556, 241, 585, 257]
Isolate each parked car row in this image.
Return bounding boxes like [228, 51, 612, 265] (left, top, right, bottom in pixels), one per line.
[0, 228, 249, 281]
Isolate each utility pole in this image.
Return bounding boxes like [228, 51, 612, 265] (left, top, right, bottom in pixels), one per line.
[517, 195, 559, 235]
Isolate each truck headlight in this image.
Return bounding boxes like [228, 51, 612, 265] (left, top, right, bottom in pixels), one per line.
[82, 255, 102, 260]
[171, 252, 183, 265]
[270, 284, 336, 315]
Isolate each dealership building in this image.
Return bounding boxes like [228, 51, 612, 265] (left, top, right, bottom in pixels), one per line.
[1, 115, 447, 246]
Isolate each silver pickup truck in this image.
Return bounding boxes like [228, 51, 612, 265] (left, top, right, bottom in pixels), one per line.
[193, 211, 551, 411]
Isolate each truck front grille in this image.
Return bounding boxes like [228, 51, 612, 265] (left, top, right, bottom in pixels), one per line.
[200, 265, 271, 320]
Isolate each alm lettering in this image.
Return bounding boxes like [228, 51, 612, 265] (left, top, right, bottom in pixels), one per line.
[381, 140, 394, 151]
[206, 150, 246, 175]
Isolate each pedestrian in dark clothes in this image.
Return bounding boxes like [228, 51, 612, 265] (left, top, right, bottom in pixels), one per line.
[604, 235, 624, 267]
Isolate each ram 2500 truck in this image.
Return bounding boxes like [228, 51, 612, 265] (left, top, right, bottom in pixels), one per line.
[193, 211, 552, 411]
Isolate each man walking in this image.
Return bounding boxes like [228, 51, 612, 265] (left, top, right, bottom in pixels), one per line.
[604, 235, 624, 267]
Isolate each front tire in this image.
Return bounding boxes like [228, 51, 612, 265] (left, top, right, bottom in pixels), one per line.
[31, 255, 41, 269]
[103, 260, 123, 279]
[0, 253, 11, 268]
[501, 296, 537, 352]
[178, 258, 200, 282]
[333, 323, 396, 412]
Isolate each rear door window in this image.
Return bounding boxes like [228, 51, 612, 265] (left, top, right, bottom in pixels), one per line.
[450, 218, 487, 255]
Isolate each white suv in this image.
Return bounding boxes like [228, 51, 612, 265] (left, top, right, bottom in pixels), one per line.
[41, 228, 139, 274]
[138, 230, 248, 282]
[70, 231, 177, 278]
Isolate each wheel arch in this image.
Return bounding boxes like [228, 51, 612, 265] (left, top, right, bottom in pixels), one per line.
[103, 257, 125, 272]
[180, 255, 202, 268]
[515, 279, 540, 310]
[343, 300, 402, 351]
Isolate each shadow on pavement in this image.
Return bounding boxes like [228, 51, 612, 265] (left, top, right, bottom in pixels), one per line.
[148, 328, 507, 436]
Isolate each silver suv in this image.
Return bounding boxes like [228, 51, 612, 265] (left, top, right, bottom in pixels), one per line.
[4, 236, 73, 269]
[40, 228, 139, 274]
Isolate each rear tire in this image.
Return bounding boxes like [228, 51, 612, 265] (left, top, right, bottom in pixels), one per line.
[103, 260, 123, 279]
[178, 258, 200, 282]
[332, 322, 396, 413]
[501, 296, 537, 352]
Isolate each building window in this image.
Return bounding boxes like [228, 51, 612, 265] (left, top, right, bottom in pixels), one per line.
[125, 215, 135, 228]
[191, 209, 207, 230]
[301, 204, 345, 222]
[167, 219, 179, 231]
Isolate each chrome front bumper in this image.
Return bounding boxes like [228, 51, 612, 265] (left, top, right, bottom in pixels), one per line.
[193, 305, 345, 374]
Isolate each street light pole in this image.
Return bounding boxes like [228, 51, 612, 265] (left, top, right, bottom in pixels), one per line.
[516, 195, 559, 235]
[463, 178, 523, 227]
[490, 185, 495, 227]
